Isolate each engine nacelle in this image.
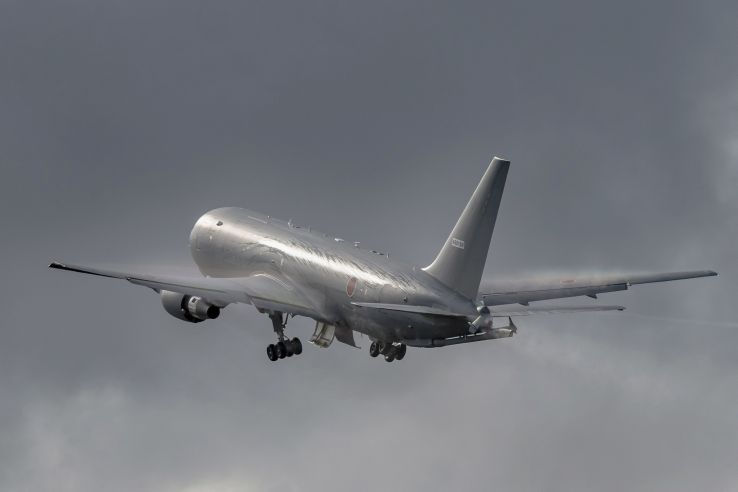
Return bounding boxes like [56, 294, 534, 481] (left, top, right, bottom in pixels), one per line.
[160, 290, 221, 323]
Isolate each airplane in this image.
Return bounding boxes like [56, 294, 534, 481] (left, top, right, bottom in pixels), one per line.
[50, 157, 717, 362]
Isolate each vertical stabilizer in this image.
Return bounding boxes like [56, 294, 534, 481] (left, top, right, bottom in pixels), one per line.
[423, 157, 509, 299]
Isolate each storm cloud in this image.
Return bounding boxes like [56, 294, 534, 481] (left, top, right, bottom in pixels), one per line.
[1, 1, 737, 490]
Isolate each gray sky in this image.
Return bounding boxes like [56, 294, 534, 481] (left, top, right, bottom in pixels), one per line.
[2, 1, 737, 490]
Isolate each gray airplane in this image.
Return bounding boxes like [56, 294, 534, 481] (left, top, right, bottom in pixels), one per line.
[50, 158, 717, 362]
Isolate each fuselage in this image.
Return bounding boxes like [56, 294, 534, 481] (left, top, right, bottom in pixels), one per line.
[189, 207, 475, 342]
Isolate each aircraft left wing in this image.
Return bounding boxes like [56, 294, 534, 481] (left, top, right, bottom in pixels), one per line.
[478, 270, 717, 306]
[49, 261, 324, 319]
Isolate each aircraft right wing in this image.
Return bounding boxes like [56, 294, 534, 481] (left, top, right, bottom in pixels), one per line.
[490, 305, 625, 316]
[478, 270, 717, 306]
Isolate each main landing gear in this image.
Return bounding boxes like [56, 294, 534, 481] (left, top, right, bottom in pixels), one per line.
[266, 312, 303, 362]
[369, 340, 407, 362]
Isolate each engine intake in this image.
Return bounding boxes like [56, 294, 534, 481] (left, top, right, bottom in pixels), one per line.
[160, 290, 220, 323]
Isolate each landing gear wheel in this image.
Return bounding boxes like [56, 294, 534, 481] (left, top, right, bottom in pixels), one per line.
[291, 337, 302, 355]
[379, 341, 392, 355]
[276, 341, 287, 359]
[266, 344, 278, 361]
[265, 312, 302, 361]
[395, 344, 407, 361]
[369, 341, 380, 358]
[384, 352, 396, 362]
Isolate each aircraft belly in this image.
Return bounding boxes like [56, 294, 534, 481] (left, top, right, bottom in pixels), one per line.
[345, 305, 467, 342]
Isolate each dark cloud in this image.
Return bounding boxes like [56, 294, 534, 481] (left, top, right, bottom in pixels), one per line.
[1, 0, 737, 490]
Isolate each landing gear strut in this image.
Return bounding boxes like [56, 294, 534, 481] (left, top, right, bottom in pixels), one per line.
[266, 312, 303, 362]
[369, 341, 407, 362]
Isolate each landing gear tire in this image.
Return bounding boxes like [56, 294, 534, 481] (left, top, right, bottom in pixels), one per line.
[266, 338, 303, 362]
[276, 341, 287, 359]
[291, 337, 303, 355]
[370, 343, 406, 362]
[369, 341, 380, 357]
[267, 344, 278, 361]
[265, 312, 304, 362]
[395, 344, 407, 361]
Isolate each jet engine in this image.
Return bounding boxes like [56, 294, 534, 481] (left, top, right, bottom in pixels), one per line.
[160, 290, 221, 323]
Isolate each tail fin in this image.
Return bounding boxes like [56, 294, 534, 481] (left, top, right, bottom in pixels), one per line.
[423, 157, 510, 299]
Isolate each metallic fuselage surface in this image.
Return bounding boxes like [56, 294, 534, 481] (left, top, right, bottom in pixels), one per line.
[190, 207, 473, 342]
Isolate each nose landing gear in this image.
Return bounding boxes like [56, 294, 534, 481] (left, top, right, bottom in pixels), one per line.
[369, 340, 407, 362]
[266, 312, 303, 362]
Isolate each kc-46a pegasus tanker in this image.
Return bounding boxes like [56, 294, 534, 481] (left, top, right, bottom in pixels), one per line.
[50, 157, 717, 362]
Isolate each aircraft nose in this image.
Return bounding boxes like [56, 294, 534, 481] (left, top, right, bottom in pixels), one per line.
[190, 212, 213, 252]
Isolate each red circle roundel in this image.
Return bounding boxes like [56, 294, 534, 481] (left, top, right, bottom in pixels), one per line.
[346, 277, 358, 297]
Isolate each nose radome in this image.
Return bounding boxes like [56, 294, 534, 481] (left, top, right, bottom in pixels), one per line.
[189, 207, 244, 253]
[189, 210, 220, 253]
[189, 213, 208, 250]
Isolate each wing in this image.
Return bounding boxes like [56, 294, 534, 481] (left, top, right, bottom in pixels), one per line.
[49, 261, 325, 319]
[490, 305, 624, 316]
[478, 270, 717, 306]
[350, 301, 624, 319]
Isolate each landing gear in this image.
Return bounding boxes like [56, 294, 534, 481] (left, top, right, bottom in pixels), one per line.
[379, 341, 393, 356]
[266, 312, 303, 362]
[369, 341, 380, 358]
[369, 341, 407, 362]
[290, 337, 303, 355]
[395, 343, 406, 361]
[276, 341, 287, 359]
[266, 344, 278, 361]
